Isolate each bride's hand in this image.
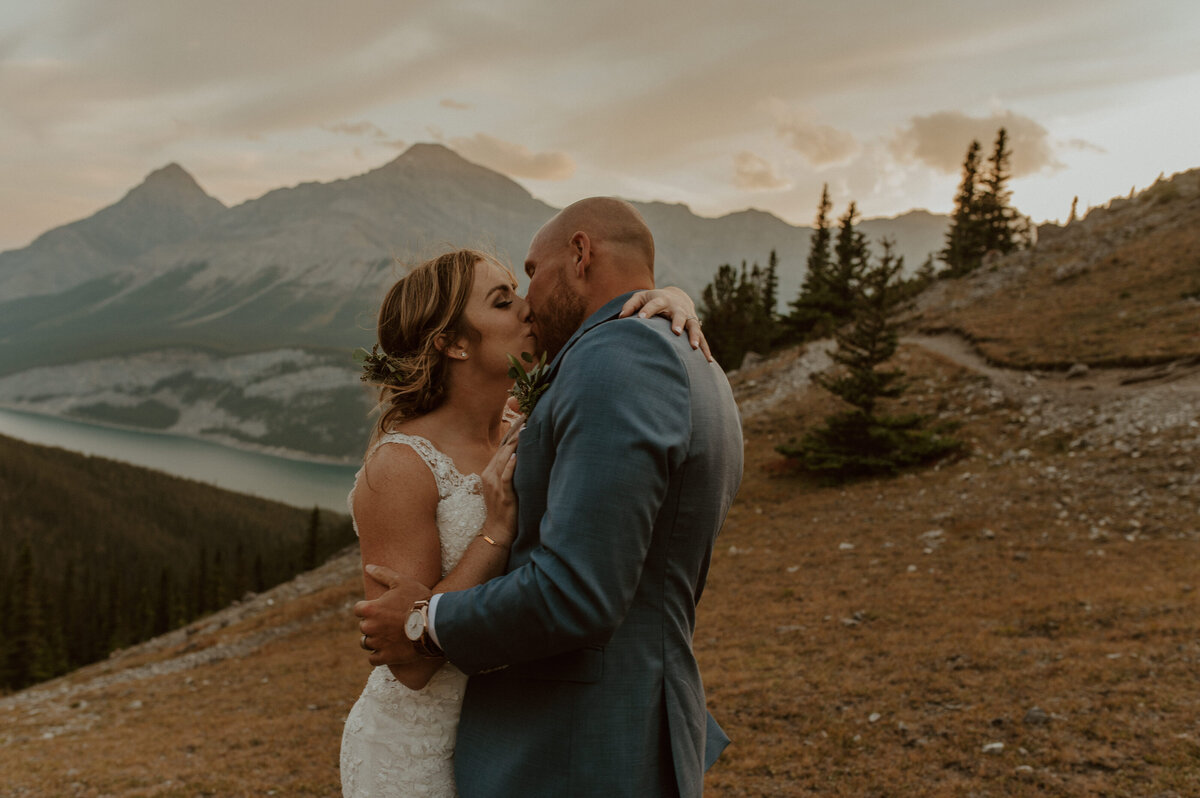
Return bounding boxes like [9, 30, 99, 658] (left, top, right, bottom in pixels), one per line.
[619, 287, 713, 362]
[480, 427, 521, 546]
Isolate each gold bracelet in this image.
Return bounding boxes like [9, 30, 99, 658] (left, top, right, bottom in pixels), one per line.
[479, 533, 510, 549]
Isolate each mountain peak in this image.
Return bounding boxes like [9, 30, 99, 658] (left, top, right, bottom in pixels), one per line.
[126, 163, 223, 208]
[397, 142, 460, 163]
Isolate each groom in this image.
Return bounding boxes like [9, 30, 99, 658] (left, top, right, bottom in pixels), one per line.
[355, 197, 743, 797]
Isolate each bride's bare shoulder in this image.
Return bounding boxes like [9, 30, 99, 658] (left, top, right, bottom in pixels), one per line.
[357, 433, 438, 500]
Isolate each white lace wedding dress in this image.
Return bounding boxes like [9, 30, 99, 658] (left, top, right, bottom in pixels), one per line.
[340, 433, 485, 798]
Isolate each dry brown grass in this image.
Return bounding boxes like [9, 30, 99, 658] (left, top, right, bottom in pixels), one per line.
[700, 348, 1200, 796]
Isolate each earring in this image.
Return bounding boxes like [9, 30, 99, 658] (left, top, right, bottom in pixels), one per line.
[460, 352, 467, 359]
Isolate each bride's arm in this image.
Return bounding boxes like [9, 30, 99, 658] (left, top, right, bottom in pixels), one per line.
[355, 435, 519, 689]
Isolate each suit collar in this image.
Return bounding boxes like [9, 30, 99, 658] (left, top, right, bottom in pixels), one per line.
[544, 291, 638, 378]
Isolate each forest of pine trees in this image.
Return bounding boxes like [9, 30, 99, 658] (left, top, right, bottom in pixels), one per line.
[0, 434, 355, 693]
[697, 127, 1032, 367]
[698, 252, 781, 369]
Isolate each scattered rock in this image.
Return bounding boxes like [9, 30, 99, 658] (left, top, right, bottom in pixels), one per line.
[982, 741, 1005, 754]
[1066, 363, 1090, 379]
[739, 351, 764, 370]
[1023, 706, 1050, 725]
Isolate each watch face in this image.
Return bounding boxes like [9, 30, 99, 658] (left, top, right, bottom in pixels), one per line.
[404, 609, 424, 642]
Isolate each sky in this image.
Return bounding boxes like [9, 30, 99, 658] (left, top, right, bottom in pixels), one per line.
[2, 0, 1199, 252]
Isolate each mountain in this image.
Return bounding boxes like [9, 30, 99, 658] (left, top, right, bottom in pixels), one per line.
[0, 144, 948, 459]
[0, 163, 226, 300]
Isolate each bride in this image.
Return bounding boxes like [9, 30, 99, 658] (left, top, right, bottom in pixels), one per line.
[339, 249, 706, 797]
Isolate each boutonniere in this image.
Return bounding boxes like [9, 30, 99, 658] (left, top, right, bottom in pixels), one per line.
[507, 351, 551, 415]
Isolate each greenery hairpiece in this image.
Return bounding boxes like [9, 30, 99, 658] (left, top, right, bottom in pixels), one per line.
[354, 345, 404, 386]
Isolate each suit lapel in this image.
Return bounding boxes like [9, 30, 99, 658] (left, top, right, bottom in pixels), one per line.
[542, 291, 638, 384]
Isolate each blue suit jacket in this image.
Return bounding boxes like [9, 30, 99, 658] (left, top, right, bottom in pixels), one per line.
[435, 293, 743, 797]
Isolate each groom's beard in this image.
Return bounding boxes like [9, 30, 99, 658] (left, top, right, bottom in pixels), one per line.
[533, 270, 587, 361]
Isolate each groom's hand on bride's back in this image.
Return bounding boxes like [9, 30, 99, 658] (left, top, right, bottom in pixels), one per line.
[354, 564, 433, 667]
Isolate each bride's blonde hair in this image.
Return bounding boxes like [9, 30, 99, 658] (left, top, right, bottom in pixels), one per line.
[367, 249, 486, 441]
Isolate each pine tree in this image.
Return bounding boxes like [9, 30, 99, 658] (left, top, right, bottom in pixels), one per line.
[194, 543, 209, 615]
[0, 548, 13, 689]
[828, 201, 871, 321]
[940, 139, 985, 276]
[7, 542, 54, 688]
[778, 240, 962, 481]
[787, 184, 836, 340]
[700, 263, 744, 367]
[699, 259, 777, 369]
[253, 552, 267, 593]
[211, 548, 227, 610]
[763, 250, 779, 318]
[154, 567, 176, 635]
[304, 506, 321, 570]
[976, 127, 1020, 257]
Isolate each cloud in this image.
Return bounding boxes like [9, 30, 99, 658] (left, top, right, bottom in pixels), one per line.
[382, 138, 408, 151]
[890, 110, 1063, 177]
[439, 98, 471, 110]
[1063, 137, 1107, 154]
[775, 116, 857, 166]
[323, 120, 387, 138]
[449, 134, 575, 180]
[733, 151, 791, 191]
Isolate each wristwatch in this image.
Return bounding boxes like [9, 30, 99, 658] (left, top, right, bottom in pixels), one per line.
[404, 599, 444, 659]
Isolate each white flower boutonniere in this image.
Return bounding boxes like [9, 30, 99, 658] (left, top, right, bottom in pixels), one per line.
[507, 351, 551, 415]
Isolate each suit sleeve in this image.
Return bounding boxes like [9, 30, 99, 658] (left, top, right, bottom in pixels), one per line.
[434, 320, 691, 673]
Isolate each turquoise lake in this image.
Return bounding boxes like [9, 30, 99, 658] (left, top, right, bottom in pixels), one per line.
[0, 408, 359, 511]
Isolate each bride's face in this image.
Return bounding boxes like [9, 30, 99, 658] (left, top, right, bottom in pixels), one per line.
[457, 258, 537, 375]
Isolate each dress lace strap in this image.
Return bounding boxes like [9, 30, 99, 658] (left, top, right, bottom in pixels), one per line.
[366, 432, 473, 499]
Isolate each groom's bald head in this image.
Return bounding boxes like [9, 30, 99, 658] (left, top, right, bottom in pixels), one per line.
[523, 197, 657, 358]
[536, 197, 655, 278]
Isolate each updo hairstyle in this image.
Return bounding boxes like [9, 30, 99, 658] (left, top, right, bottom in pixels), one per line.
[368, 249, 484, 440]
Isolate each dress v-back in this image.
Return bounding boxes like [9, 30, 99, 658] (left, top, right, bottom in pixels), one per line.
[340, 432, 485, 798]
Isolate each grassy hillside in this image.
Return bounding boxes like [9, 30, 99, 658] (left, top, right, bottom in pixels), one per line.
[0, 435, 354, 692]
[908, 169, 1200, 367]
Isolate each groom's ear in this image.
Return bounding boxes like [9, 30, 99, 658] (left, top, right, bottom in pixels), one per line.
[569, 231, 592, 277]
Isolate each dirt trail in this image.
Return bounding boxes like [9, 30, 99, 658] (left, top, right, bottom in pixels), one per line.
[903, 333, 1200, 406]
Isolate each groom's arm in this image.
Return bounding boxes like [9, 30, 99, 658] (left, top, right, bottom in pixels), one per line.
[434, 319, 691, 674]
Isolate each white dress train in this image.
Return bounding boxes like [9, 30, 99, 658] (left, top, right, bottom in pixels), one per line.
[340, 433, 485, 798]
